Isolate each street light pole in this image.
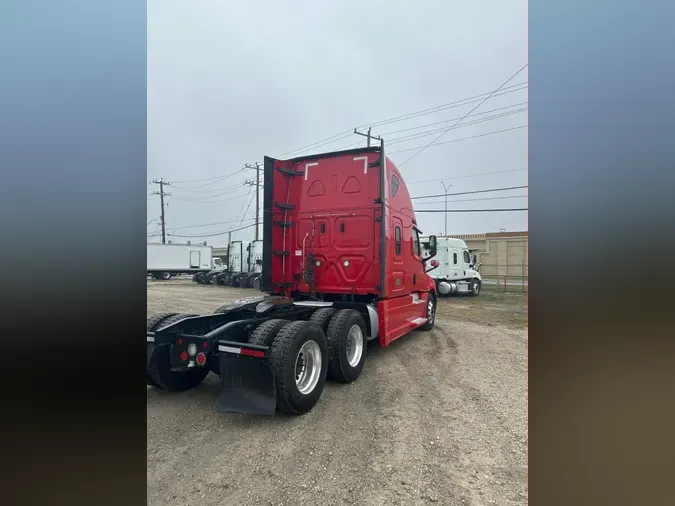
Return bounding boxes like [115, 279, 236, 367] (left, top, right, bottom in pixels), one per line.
[441, 182, 452, 236]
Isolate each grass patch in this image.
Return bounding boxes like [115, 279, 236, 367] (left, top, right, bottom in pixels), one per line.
[435, 292, 528, 330]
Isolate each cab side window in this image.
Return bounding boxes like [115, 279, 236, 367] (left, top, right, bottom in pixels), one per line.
[391, 174, 400, 198]
[453, 253, 458, 264]
[412, 228, 421, 257]
[463, 251, 471, 263]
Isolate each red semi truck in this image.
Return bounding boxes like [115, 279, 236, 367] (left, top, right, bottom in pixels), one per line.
[146, 143, 439, 415]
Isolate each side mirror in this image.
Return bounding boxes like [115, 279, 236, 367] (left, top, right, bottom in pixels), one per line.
[428, 235, 437, 256]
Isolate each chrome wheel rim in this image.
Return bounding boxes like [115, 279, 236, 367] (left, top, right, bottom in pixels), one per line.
[295, 340, 322, 395]
[346, 324, 364, 367]
[427, 299, 435, 324]
[473, 282, 479, 294]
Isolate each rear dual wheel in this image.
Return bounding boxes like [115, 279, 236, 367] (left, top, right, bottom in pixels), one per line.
[248, 319, 328, 415]
[268, 321, 328, 414]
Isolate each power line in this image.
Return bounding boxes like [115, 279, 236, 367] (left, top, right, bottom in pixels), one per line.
[235, 187, 254, 224]
[379, 102, 528, 137]
[417, 194, 528, 206]
[387, 107, 527, 145]
[171, 222, 257, 238]
[170, 181, 246, 193]
[335, 105, 527, 152]
[271, 83, 528, 160]
[276, 130, 354, 159]
[389, 125, 527, 155]
[356, 81, 528, 130]
[397, 64, 528, 168]
[415, 208, 527, 213]
[169, 189, 252, 204]
[406, 168, 527, 185]
[239, 188, 256, 226]
[168, 169, 245, 185]
[411, 185, 528, 200]
[168, 217, 257, 231]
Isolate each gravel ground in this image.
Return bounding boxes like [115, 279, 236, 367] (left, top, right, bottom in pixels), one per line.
[147, 279, 528, 506]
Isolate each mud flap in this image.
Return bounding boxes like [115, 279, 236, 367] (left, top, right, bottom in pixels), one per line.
[217, 355, 276, 415]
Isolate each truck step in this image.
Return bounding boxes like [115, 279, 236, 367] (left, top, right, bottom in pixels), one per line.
[274, 201, 296, 210]
[272, 250, 290, 256]
[275, 167, 304, 176]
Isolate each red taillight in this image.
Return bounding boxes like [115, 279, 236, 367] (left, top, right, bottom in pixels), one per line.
[241, 348, 265, 358]
[196, 353, 206, 366]
[203, 341, 208, 349]
[177, 338, 183, 345]
[430, 260, 439, 267]
[180, 351, 188, 361]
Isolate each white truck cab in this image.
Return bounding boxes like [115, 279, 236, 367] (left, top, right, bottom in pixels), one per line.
[422, 237, 482, 296]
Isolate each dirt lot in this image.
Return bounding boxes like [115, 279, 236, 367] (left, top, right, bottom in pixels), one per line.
[147, 280, 528, 506]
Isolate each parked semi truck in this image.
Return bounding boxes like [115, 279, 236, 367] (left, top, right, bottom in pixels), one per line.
[422, 237, 482, 296]
[242, 239, 263, 288]
[207, 240, 250, 286]
[147, 144, 439, 415]
[147, 243, 222, 280]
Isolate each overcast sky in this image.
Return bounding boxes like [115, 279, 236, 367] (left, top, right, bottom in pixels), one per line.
[148, 0, 528, 246]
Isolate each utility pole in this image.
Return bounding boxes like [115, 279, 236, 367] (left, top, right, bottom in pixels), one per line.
[150, 178, 172, 244]
[244, 163, 262, 240]
[353, 128, 381, 147]
[441, 182, 452, 236]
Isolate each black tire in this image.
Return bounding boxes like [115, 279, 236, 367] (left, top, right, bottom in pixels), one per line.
[248, 319, 290, 347]
[325, 309, 367, 383]
[469, 278, 481, 297]
[269, 321, 328, 415]
[309, 307, 337, 333]
[147, 313, 210, 391]
[159, 271, 172, 281]
[420, 294, 436, 331]
[147, 312, 178, 331]
[146, 313, 178, 387]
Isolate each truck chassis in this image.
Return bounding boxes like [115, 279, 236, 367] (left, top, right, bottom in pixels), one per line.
[147, 294, 435, 415]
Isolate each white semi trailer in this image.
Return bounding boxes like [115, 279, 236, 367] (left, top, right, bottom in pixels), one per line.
[147, 243, 221, 280]
[422, 237, 482, 296]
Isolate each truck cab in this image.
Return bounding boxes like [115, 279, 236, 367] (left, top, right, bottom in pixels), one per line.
[263, 145, 437, 345]
[422, 237, 482, 296]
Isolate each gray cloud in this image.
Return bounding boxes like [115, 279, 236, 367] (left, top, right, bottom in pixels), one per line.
[148, 0, 528, 244]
